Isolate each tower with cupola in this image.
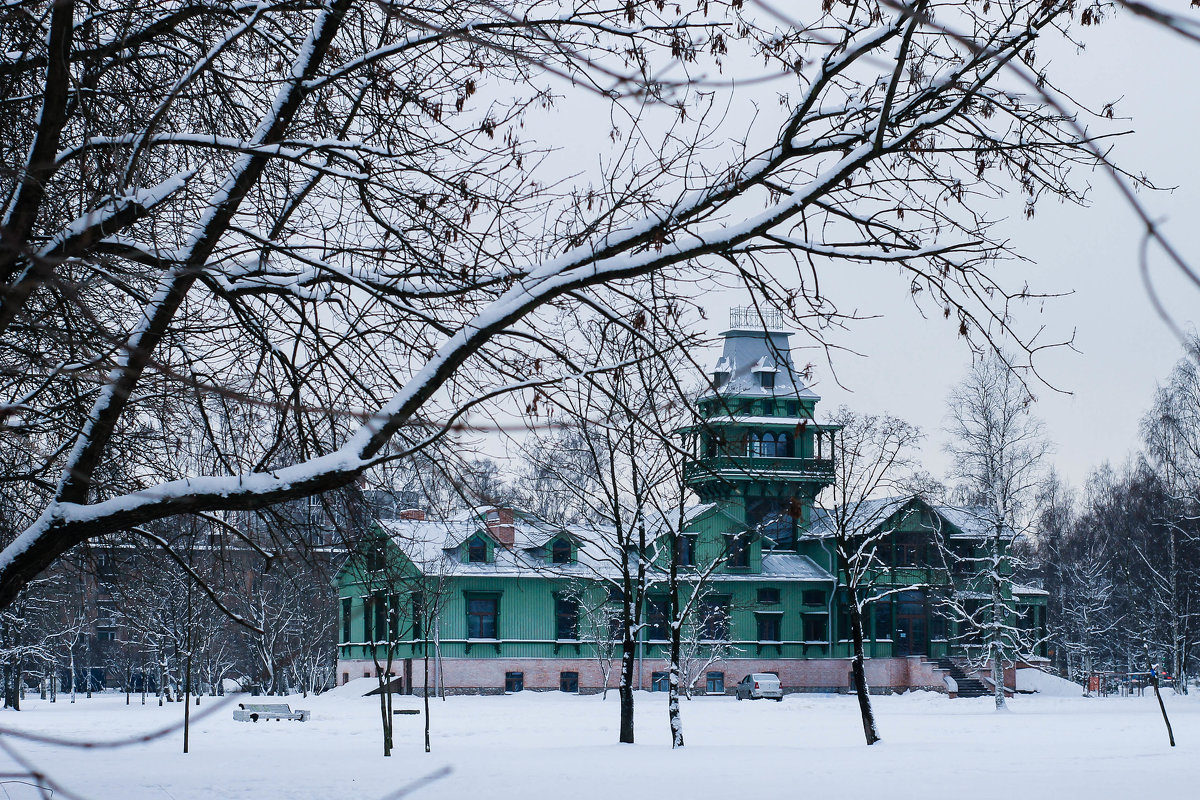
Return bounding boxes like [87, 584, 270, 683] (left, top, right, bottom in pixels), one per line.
[683, 307, 837, 555]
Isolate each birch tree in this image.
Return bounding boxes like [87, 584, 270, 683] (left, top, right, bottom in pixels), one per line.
[945, 353, 1049, 710]
[1140, 333, 1200, 691]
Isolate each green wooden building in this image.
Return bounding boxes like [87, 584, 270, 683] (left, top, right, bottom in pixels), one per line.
[336, 311, 1047, 695]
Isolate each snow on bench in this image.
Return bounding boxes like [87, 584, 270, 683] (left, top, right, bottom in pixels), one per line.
[233, 703, 311, 723]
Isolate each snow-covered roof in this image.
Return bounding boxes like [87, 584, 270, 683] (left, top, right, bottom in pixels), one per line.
[379, 513, 619, 577]
[1012, 583, 1050, 597]
[807, 496, 1000, 540]
[750, 356, 779, 373]
[367, 503, 835, 584]
[934, 504, 1002, 539]
[806, 497, 915, 538]
[759, 553, 836, 581]
[700, 328, 820, 402]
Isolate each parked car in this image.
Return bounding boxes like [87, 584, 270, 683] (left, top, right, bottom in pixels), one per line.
[735, 673, 783, 701]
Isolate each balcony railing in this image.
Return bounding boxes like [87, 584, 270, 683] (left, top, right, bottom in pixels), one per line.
[729, 306, 787, 331]
[684, 455, 834, 482]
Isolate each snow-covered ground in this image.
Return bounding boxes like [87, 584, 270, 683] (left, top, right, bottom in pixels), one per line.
[0, 683, 1193, 799]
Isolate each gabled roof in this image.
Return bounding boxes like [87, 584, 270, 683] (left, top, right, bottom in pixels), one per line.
[363, 503, 837, 584]
[807, 496, 915, 539]
[934, 504, 1003, 539]
[808, 495, 1002, 540]
[375, 512, 620, 578]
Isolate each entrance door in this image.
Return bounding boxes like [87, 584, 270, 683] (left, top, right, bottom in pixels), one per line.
[894, 591, 928, 657]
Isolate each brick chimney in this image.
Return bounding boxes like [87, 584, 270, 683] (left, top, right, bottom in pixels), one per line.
[485, 507, 515, 547]
[398, 508, 425, 521]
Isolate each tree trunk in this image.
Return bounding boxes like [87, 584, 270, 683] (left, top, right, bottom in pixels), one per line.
[374, 655, 393, 757]
[423, 634, 432, 753]
[183, 650, 192, 754]
[845, 581, 880, 745]
[667, 532, 684, 748]
[667, 608, 684, 747]
[619, 610, 636, 744]
[991, 549, 1007, 711]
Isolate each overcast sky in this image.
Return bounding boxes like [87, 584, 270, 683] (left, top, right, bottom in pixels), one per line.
[684, 9, 1200, 492]
[491, 7, 1199, 495]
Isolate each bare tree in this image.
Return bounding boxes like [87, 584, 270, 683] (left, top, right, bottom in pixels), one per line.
[674, 588, 735, 701]
[818, 407, 923, 744]
[0, 0, 1119, 616]
[576, 590, 621, 700]
[1140, 333, 1200, 692]
[945, 353, 1050, 710]
[517, 292, 706, 745]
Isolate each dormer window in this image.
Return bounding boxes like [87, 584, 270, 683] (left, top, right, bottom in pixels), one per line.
[711, 356, 732, 391]
[725, 532, 750, 568]
[551, 537, 573, 564]
[751, 357, 778, 391]
[467, 535, 489, 563]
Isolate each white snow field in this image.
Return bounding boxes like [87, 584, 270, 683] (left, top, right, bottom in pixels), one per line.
[0, 683, 1193, 800]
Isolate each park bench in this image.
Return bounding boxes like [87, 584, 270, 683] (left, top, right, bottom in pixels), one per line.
[233, 703, 311, 722]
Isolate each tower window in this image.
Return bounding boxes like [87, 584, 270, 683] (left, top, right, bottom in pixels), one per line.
[747, 497, 796, 549]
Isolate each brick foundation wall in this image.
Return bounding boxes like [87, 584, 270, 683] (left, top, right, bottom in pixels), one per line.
[336, 655, 982, 695]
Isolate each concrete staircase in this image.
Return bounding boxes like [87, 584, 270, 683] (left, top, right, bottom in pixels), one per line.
[931, 657, 989, 698]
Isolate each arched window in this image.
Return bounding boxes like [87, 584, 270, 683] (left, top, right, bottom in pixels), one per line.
[763, 432, 779, 457]
[748, 432, 762, 457]
[551, 538, 572, 564]
[778, 432, 791, 458]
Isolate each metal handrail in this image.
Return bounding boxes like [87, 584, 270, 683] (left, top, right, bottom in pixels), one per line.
[684, 455, 834, 480]
[729, 306, 786, 330]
